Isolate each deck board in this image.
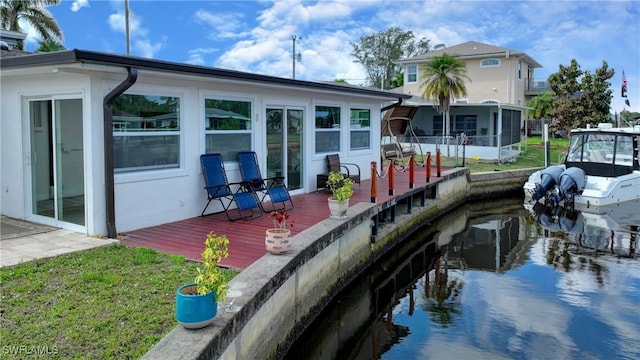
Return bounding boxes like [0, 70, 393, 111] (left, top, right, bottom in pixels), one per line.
[122, 165, 446, 269]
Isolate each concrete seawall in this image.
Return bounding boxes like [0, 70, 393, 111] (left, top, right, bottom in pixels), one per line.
[143, 167, 538, 360]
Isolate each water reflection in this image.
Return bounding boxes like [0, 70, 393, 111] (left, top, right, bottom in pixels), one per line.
[527, 199, 639, 260]
[285, 198, 640, 360]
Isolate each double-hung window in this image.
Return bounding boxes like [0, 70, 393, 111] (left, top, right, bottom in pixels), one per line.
[204, 98, 252, 161]
[113, 94, 181, 172]
[407, 64, 417, 83]
[315, 105, 341, 154]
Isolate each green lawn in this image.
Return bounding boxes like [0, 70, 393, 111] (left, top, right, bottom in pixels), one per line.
[464, 136, 569, 173]
[0, 137, 567, 358]
[0, 244, 236, 359]
[411, 136, 569, 173]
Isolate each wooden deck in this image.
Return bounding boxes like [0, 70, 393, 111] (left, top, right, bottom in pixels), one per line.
[121, 165, 447, 270]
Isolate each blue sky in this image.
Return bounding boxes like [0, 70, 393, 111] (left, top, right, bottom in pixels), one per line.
[22, 0, 640, 113]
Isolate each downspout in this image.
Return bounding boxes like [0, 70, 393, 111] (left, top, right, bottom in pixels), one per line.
[103, 67, 138, 239]
[497, 104, 502, 163]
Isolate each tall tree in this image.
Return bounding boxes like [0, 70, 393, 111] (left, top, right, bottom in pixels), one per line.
[1, 0, 63, 50]
[548, 59, 614, 133]
[350, 27, 436, 89]
[420, 53, 470, 138]
[580, 61, 615, 124]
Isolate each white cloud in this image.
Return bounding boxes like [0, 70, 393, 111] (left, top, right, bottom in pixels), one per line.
[134, 38, 163, 59]
[108, 10, 147, 37]
[194, 9, 249, 40]
[71, 0, 90, 12]
[106, 6, 168, 58]
[185, 48, 218, 66]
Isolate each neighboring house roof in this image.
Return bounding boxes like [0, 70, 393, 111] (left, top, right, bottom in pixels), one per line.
[398, 40, 542, 68]
[0, 29, 26, 48]
[0, 48, 31, 57]
[1, 49, 411, 101]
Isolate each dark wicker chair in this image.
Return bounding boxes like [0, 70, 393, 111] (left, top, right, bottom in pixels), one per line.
[316, 154, 361, 191]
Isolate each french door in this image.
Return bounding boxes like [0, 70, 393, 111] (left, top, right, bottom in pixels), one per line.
[265, 107, 303, 191]
[28, 97, 85, 228]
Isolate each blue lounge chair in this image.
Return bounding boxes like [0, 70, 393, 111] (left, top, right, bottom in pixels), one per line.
[200, 153, 262, 221]
[237, 151, 294, 212]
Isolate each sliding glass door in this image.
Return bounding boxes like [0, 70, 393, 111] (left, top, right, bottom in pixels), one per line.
[29, 97, 85, 227]
[266, 107, 303, 191]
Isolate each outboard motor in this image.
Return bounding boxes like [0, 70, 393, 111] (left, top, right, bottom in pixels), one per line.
[554, 167, 586, 205]
[532, 165, 564, 201]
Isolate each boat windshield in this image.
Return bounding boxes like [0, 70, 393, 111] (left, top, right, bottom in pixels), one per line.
[567, 132, 634, 166]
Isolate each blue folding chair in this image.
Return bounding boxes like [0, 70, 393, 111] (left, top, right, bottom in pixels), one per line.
[237, 151, 294, 212]
[200, 153, 262, 221]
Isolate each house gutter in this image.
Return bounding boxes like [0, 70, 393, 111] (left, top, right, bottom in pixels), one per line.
[380, 98, 404, 112]
[103, 67, 138, 239]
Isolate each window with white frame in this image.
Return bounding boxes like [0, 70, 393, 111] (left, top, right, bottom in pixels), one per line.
[481, 58, 500, 68]
[407, 64, 417, 83]
[112, 93, 180, 172]
[350, 108, 371, 150]
[204, 98, 252, 161]
[315, 105, 341, 154]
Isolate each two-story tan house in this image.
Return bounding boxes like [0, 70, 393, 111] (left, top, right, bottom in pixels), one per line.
[393, 41, 547, 161]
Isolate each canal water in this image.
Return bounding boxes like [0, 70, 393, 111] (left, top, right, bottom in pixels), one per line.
[285, 198, 640, 360]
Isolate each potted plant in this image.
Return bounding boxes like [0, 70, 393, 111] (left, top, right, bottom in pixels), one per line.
[175, 231, 230, 329]
[265, 209, 293, 254]
[326, 171, 354, 219]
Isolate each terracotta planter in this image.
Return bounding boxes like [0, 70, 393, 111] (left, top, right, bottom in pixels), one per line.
[265, 228, 292, 254]
[328, 197, 349, 219]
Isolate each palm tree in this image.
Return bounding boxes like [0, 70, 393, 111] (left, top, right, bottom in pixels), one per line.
[420, 53, 470, 154]
[1, 0, 63, 50]
[527, 92, 555, 119]
[526, 92, 555, 138]
[36, 37, 64, 52]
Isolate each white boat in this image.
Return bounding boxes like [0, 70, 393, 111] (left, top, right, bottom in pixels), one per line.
[524, 123, 640, 213]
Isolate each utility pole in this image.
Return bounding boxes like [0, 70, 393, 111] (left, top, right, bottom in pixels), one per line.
[292, 35, 301, 79]
[125, 0, 130, 54]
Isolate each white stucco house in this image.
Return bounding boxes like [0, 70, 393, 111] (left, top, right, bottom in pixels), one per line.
[1, 47, 410, 238]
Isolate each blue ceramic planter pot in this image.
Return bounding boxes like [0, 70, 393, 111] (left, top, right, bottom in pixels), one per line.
[175, 283, 217, 329]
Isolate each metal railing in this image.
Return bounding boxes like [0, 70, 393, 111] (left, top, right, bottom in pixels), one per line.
[525, 78, 551, 93]
[387, 133, 523, 165]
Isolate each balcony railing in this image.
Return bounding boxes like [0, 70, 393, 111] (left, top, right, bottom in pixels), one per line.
[525, 78, 551, 94]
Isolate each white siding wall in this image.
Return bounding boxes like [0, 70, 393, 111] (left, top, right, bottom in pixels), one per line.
[2, 67, 386, 235]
